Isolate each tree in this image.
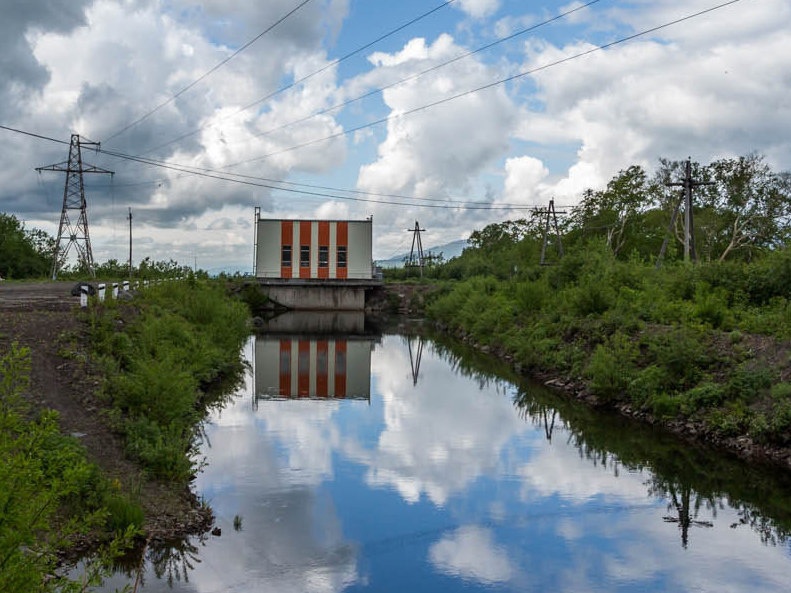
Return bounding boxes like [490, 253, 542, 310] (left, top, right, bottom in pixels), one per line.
[0, 213, 52, 279]
[567, 166, 658, 259]
[698, 154, 791, 261]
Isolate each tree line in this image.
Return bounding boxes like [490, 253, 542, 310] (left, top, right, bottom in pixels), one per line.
[387, 153, 791, 281]
[0, 212, 195, 280]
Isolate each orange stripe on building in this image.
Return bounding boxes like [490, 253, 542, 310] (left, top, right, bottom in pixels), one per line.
[299, 221, 312, 279]
[318, 221, 330, 279]
[334, 340, 347, 398]
[316, 340, 328, 397]
[336, 221, 348, 279]
[279, 340, 291, 396]
[280, 221, 293, 279]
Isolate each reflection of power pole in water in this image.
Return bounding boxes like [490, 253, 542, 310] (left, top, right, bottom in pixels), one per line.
[663, 484, 712, 548]
[408, 336, 424, 386]
[541, 408, 557, 442]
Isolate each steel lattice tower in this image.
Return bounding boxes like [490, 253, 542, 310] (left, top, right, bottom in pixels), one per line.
[37, 134, 113, 279]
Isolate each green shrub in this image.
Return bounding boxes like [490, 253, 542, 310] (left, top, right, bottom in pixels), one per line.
[651, 393, 682, 418]
[726, 365, 774, 402]
[680, 382, 727, 414]
[693, 285, 732, 329]
[586, 332, 637, 401]
[645, 327, 708, 388]
[105, 493, 145, 533]
[629, 365, 668, 406]
[770, 382, 791, 400]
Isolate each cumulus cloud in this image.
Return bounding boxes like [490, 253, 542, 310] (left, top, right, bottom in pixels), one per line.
[501, 155, 550, 207]
[353, 33, 518, 249]
[456, 0, 501, 20]
[513, 0, 791, 202]
[2, 0, 351, 270]
[3, 0, 791, 269]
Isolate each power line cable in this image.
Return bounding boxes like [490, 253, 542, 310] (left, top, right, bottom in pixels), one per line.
[226, 0, 744, 169]
[2, 1, 744, 211]
[0, 122, 547, 209]
[0, 124, 70, 146]
[102, 0, 316, 144]
[234, 0, 603, 149]
[139, 0, 458, 156]
[96, 146, 538, 210]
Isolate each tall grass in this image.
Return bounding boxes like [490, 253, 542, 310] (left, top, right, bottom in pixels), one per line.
[88, 279, 250, 481]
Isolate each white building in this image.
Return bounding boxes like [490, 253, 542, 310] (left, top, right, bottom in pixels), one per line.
[253, 217, 379, 310]
[255, 218, 373, 280]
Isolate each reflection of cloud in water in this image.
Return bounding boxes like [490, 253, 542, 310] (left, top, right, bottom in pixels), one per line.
[518, 440, 649, 503]
[429, 526, 514, 585]
[354, 337, 530, 505]
[185, 394, 358, 593]
[256, 400, 341, 487]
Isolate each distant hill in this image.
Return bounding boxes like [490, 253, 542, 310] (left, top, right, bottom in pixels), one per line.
[377, 238, 469, 268]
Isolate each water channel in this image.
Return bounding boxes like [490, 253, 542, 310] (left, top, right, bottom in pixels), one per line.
[98, 313, 791, 592]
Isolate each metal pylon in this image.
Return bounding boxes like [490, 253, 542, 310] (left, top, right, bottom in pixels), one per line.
[37, 134, 113, 279]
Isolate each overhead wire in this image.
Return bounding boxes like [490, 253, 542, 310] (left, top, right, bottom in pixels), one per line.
[226, 0, 745, 169]
[139, 0, 459, 156]
[101, 0, 316, 145]
[95, 145, 539, 210]
[2, 0, 744, 212]
[230, 0, 604, 150]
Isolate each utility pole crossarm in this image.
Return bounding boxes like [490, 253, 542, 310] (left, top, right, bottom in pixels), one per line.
[664, 158, 714, 263]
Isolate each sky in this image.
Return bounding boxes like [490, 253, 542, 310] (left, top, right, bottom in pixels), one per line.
[1, 0, 789, 271]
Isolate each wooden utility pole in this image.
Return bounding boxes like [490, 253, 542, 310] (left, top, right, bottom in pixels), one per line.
[664, 158, 714, 263]
[406, 221, 426, 277]
[127, 207, 133, 277]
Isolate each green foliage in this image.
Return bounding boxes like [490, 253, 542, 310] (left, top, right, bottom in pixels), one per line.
[586, 332, 637, 401]
[0, 213, 52, 278]
[89, 280, 249, 480]
[1, 344, 137, 591]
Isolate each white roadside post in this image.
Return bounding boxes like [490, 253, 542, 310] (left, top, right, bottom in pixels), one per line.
[98, 283, 106, 302]
[123, 280, 130, 292]
[80, 285, 89, 308]
[113, 282, 119, 298]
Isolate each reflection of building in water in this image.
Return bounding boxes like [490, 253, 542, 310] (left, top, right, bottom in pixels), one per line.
[255, 336, 373, 400]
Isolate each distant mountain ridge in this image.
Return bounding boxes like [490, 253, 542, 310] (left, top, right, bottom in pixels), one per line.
[377, 238, 469, 268]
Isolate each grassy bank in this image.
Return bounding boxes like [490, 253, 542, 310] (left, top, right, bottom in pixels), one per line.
[425, 242, 791, 456]
[1, 344, 138, 592]
[87, 278, 250, 481]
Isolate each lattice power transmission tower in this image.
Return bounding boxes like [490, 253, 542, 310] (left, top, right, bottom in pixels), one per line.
[37, 134, 113, 279]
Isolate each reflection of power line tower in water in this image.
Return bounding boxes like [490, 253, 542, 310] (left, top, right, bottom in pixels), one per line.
[406, 221, 426, 276]
[36, 134, 114, 279]
[407, 336, 424, 386]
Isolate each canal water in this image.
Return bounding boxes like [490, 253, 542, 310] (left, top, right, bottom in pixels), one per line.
[98, 317, 791, 592]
